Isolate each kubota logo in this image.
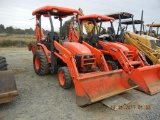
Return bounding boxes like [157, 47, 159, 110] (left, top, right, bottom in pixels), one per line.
[63, 54, 68, 58]
[63, 43, 68, 47]
[82, 50, 88, 53]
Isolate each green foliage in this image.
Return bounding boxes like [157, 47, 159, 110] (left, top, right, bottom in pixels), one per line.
[5, 26, 14, 34]
[24, 28, 34, 34]
[61, 17, 73, 37]
[0, 24, 35, 35]
[0, 40, 29, 47]
[0, 24, 5, 33]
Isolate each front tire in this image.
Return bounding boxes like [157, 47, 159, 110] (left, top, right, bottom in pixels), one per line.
[106, 60, 118, 70]
[58, 67, 72, 89]
[33, 50, 49, 75]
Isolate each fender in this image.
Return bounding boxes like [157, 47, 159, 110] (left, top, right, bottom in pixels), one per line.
[29, 43, 51, 63]
[38, 43, 51, 63]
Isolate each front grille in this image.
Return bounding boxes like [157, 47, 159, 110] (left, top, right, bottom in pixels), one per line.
[75, 54, 82, 67]
[84, 55, 95, 65]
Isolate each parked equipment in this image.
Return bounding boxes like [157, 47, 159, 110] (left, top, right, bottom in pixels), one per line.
[146, 23, 160, 38]
[120, 19, 160, 49]
[29, 6, 137, 106]
[120, 19, 145, 33]
[0, 56, 18, 104]
[106, 12, 160, 65]
[70, 14, 160, 95]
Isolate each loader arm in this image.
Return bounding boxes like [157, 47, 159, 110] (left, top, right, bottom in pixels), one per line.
[98, 41, 147, 73]
[98, 33, 160, 95]
[82, 41, 109, 71]
[54, 41, 79, 78]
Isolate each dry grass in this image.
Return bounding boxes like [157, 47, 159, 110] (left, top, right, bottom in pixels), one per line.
[0, 34, 36, 47]
[0, 47, 27, 50]
[0, 34, 35, 43]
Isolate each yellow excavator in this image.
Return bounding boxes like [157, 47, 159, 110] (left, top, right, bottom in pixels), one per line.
[120, 19, 160, 49]
[146, 23, 160, 39]
[106, 12, 160, 65]
[0, 56, 18, 104]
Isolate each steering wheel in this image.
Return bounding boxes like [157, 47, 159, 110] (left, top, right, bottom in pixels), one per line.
[120, 26, 126, 32]
[99, 33, 114, 42]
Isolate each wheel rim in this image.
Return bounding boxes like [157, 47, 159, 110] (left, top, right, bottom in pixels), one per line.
[58, 71, 65, 86]
[107, 64, 112, 70]
[35, 56, 40, 69]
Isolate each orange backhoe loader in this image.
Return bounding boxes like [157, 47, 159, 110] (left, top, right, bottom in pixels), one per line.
[106, 12, 160, 65]
[28, 6, 137, 106]
[0, 56, 18, 104]
[69, 14, 160, 95]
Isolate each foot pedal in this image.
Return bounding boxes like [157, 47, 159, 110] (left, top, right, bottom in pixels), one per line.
[101, 95, 130, 110]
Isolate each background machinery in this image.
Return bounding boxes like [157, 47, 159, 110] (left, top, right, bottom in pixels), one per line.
[146, 23, 160, 38]
[28, 6, 136, 106]
[106, 12, 160, 65]
[0, 56, 18, 104]
[119, 19, 160, 48]
[69, 13, 160, 95]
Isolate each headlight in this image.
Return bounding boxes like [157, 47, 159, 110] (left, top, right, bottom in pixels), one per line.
[52, 9, 58, 13]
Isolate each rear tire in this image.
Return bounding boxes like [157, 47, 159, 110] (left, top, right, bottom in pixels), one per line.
[58, 67, 72, 89]
[33, 50, 49, 75]
[106, 60, 118, 70]
[0, 56, 7, 71]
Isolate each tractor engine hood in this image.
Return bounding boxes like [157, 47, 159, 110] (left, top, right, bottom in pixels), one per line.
[62, 42, 92, 55]
[112, 43, 129, 52]
[100, 41, 129, 52]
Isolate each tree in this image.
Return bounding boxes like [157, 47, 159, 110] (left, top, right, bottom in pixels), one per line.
[0, 24, 35, 35]
[25, 28, 34, 34]
[5, 26, 14, 34]
[61, 17, 73, 37]
[0, 24, 5, 33]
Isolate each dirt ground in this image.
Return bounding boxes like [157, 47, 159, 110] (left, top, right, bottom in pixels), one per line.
[0, 47, 160, 120]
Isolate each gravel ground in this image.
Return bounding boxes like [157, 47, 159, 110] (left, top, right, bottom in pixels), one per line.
[0, 47, 160, 120]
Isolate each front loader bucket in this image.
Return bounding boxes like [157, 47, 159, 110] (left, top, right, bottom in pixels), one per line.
[74, 70, 137, 106]
[130, 65, 160, 95]
[0, 70, 18, 104]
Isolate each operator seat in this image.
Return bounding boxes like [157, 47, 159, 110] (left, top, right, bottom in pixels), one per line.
[107, 27, 114, 35]
[45, 32, 59, 50]
[47, 32, 59, 42]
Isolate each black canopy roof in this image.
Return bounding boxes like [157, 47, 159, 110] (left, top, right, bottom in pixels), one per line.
[106, 12, 133, 19]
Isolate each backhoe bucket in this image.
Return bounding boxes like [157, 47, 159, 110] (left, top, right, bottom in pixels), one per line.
[75, 70, 137, 106]
[130, 65, 160, 95]
[0, 70, 18, 104]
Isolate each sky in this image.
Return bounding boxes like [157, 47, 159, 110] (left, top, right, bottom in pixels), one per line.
[0, 0, 159, 31]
